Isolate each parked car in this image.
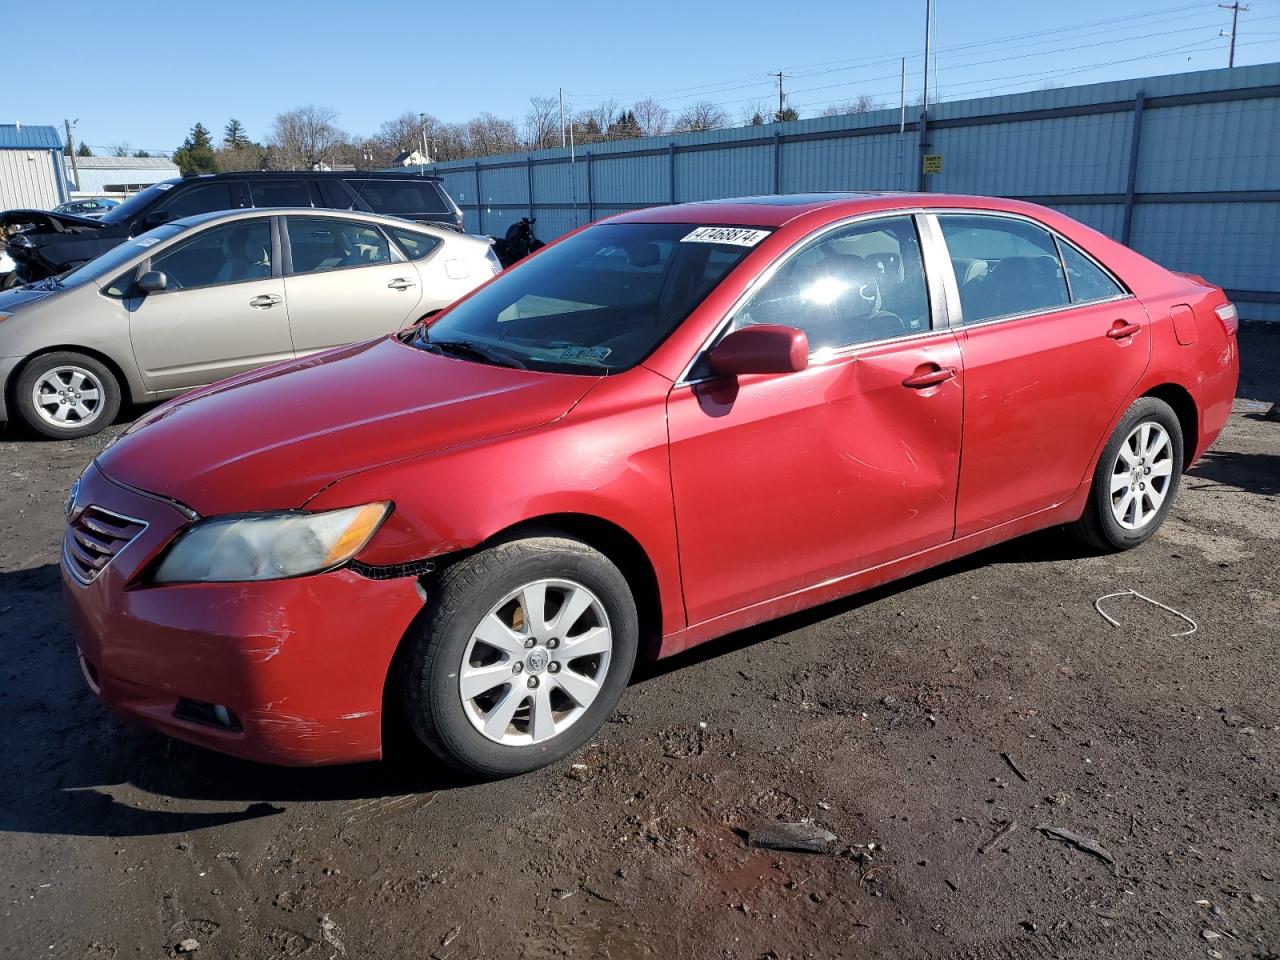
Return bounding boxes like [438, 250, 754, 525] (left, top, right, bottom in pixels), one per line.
[1, 170, 463, 284]
[52, 197, 120, 219]
[0, 208, 499, 438]
[61, 193, 1238, 776]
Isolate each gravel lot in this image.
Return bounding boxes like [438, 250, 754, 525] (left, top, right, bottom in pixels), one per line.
[1, 325, 1277, 960]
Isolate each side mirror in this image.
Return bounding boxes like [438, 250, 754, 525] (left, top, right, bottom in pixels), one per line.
[708, 324, 809, 377]
[143, 210, 172, 229]
[135, 270, 167, 294]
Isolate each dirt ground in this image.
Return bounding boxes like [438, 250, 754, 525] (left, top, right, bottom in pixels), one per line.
[1, 326, 1277, 960]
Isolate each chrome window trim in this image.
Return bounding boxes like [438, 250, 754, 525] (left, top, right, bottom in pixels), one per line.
[928, 208, 1134, 329]
[674, 208, 941, 386]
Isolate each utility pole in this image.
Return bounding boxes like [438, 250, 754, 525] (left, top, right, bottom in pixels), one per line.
[559, 88, 566, 148]
[64, 118, 80, 191]
[1219, 2, 1249, 67]
[770, 70, 790, 121]
[917, 0, 933, 192]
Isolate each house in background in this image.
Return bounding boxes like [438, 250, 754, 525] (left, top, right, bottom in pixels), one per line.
[70, 156, 180, 198]
[391, 148, 429, 167]
[0, 124, 71, 210]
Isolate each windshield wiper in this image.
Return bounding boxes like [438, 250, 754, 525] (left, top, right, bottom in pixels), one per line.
[421, 337, 527, 370]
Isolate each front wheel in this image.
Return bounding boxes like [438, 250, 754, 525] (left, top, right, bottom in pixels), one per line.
[400, 537, 638, 778]
[1070, 396, 1184, 551]
[13, 351, 122, 439]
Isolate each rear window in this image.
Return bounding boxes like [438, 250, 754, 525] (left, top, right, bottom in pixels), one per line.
[345, 179, 449, 215]
[387, 227, 442, 261]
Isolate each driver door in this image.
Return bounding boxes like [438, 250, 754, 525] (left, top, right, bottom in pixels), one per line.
[667, 214, 964, 625]
[127, 217, 295, 393]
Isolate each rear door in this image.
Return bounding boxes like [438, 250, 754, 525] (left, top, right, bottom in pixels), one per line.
[932, 213, 1151, 537]
[667, 214, 964, 625]
[127, 217, 294, 392]
[281, 215, 426, 353]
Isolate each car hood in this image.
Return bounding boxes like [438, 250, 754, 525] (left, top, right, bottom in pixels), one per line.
[0, 283, 58, 311]
[96, 336, 601, 515]
[0, 208, 104, 232]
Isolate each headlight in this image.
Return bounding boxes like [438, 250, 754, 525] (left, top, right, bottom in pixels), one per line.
[153, 502, 390, 584]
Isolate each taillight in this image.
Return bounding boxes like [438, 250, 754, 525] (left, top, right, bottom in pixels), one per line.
[1214, 302, 1238, 336]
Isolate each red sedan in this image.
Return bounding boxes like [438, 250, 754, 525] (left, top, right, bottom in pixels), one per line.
[62, 193, 1239, 776]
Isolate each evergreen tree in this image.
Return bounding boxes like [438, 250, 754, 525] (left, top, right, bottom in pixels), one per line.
[173, 122, 218, 176]
[750, 112, 765, 126]
[76, 142, 92, 157]
[133, 149, 152, 158]
[223, 118, 250, 149]
[775, 106, 799, 122]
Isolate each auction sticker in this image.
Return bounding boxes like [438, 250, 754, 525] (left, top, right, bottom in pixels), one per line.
[681, 226, 771, 247]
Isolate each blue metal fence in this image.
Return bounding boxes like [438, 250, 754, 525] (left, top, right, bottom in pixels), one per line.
[426, 63, 1280, 320]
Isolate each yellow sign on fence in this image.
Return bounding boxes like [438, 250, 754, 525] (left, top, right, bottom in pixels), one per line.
[922, 154, 943, 175]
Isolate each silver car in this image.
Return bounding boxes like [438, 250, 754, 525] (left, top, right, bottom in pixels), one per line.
[0, 208, 500, 438]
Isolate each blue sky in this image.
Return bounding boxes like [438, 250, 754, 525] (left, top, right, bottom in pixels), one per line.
[9, 0, 1279, 154]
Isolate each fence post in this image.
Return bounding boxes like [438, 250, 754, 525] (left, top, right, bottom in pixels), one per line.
[773, 131, 781, 194]
[586, 151, 594, 221]
[475, 162, 484, 235]
[526, 155, 534, 221]
[1121, 90, 1145, 247]
[668, 142, 676, 205]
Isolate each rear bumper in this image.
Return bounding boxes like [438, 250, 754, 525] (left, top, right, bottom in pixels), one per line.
[61, 463, 425, 766]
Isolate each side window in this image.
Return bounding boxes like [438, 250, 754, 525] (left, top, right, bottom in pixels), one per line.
[286, 217, 392, 274]
[1058, 240, 1124, 303]
[730, 215, 931, 352]
[157, 183, 237, 220]
[150, 219, 273, 290]
[387, 227, 442, 261]
[939, 215, 1069, 324]
[345, 180, 449, 214]
[250, 180, 311, 207]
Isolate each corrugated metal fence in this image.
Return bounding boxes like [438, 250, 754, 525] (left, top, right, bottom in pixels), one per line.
[426, 63, 1280, 320]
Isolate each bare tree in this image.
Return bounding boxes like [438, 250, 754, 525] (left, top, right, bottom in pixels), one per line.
[672, 101, 728, 133]
[738, 99, 772, 126]
[467, 113, 520, 157]
[377, 112, 425, 155]
[819, 95, 880, 116]
[269, 105, 345, 170]
[523, 96, 561, 150]
[631, 98, 670, 137]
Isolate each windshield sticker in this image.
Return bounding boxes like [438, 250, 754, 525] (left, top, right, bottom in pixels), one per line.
[681, 226, 771, 247]
[560, 346, 613, 362]
[135, 237, 161, 247]
[154, 183, 173, 190]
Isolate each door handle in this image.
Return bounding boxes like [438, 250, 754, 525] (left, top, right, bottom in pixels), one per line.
[248, 294, 281, 309]
[902, 365, 957, 389]
[1106, 321, 1141, 339]
[387, 278, 417, 290]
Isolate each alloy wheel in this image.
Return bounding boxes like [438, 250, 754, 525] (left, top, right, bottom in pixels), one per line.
[31, 365, 106, 429]
[1109, 421, 1173, 530]
[459, 578, 613, 746]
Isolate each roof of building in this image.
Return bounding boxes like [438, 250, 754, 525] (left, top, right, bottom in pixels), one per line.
[0, 124, 64, 150]
[74, 156, 180, 170]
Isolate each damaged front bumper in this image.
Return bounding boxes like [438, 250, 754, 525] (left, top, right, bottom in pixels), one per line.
[61, 463, 425, 766]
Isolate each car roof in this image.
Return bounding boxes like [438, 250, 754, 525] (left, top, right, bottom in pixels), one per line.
[166, 208, 480, 243]
[183, 170, 443, 183]
[610, 192, 1052, 227]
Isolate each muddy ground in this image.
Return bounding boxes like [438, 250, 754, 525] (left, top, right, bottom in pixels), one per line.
[1, 326, 1277, 960]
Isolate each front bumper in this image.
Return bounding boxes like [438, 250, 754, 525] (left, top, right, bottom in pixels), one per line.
[61, 463, 424, 766]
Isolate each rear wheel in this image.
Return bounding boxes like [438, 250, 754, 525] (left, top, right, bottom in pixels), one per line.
[1070, 396, 1183, 551]
[400, 537, 638, 778]
[14, 352, 122, 439]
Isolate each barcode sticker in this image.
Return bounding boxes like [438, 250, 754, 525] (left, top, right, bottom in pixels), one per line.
[680, 226, 771, 247]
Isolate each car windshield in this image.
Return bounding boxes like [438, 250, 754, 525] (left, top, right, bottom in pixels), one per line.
[418, 221, 765, 374]
[96, 182, 178, 225]
[57, 223, 187, 287]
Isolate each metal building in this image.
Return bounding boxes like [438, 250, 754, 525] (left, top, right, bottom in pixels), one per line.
[0, 124, 69, 210]
[428, 62, 1280, 320]
[70, 156, 180, 197]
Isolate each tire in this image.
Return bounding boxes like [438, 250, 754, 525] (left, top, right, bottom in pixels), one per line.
[0, 271, 21, 291]
[13, 351, 122, 440]
[1070, 396, 1184, 552]
[400, 536, 638, 778]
